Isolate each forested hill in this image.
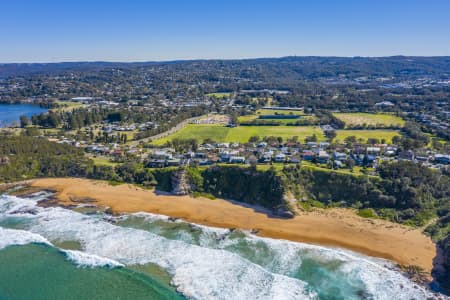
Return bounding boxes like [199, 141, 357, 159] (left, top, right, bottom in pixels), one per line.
[0, 135, 93, 180]
[1, 56, 450, 78]
[0, 62, 148, 78]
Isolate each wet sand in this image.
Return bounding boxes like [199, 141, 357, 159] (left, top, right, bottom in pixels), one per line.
[31, 177, 437, 273]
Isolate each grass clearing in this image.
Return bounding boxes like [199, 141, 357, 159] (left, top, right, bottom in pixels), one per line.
[52, 101, 86, 112]
[333, 113, 405, 128]
[206, 92, 231, 99]
[239, 109, 314, 124]
[256, 109, 305, 116]
[357, 208, 378, 218]
[335, 130, 400, 143]
[88, 155, 119, 167]
[152, 124, 325, 145]
[301, 161, 373, 177]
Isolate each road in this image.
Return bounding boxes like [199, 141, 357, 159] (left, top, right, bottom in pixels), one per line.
[129, 115, 207, 147]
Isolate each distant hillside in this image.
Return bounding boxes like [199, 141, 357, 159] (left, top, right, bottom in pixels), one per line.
[1, 56, 450, 78]
[0, 62, 149, 78]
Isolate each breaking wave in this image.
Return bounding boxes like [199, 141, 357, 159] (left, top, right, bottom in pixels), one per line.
[0, 194, 441, 299]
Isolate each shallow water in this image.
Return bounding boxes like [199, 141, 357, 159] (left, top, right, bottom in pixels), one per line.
[0, 244, 183, 300]
[0, 193, 441, 300]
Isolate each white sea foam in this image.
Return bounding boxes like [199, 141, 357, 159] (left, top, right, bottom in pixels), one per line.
[0, 194, 442, 299]
[0, 196, 314, 299]
[27, 191, 55, 202]
[0, 194, 39, 215]
[120, 212, 442, 299]
[0, 227, 51, 250]
[225, 234, 440, 299]
[63, 250, 124, 268]
[130, 211, 172, 221]
[35, 210, 314, 299]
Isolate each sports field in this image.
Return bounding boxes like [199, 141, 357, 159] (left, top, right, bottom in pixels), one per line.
[335, 130, 400, 143]
[238, 109, 314, 124]
[333, 113, 404, 128]
[152, 124, 401, 145]
[152, 124, 325, 145]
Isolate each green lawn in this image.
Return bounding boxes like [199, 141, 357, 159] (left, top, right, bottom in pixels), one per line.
[256, 109, 305, 116]
[88, 155, 119, 167]
[333, 113, 405, 128]
[335, 130, 400, 143]
[152, 124, 400, 145]
[238, 115, 259, 122]
[205, 92, 231, 99]
[300, 161, 374, 177]
[239, 109, 314, 124]
[52, 101, 86, 112]
[152, 124, 325, 145]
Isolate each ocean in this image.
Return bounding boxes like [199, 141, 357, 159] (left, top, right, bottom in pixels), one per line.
[0, 104, 47, 127]
[0, 192, 439, 300]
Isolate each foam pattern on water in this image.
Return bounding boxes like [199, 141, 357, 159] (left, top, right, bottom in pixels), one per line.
[0, 227, 50, 249]
[0, 194, 442, 300]
[0, 195, 314, 299]
[119, 212, 441, 300]
[64, 249, 124, 268]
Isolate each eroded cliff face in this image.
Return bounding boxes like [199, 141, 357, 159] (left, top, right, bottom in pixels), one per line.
[441, 235, 450, 292]
[171, 169, 192, 195]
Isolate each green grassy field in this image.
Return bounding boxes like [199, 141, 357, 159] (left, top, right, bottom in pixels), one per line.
[335, 130, 400, 143]
[238, 108, 314, 124]
[205, 92, 231, 99]
[333, 113, 405, 128]
[88, 155, 119, 167]
[256, 109, 305, 115]
[152, 124, 325, 145]
[52, 101, 86, 112]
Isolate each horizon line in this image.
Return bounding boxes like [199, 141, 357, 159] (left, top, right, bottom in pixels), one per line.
[2, 54, 450, 65]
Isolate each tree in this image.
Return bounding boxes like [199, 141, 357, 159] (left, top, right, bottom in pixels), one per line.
[19, 115, 30, 128]
[325, 130, 337, 142]
[305, 134, 318, 143]
[230, 112, 239, 125]
[203, 138, 217, 144]
[290, 136, 299, 143]
[345, 136, 357, 144]
[346, 158, 355, 171]
[70, 117, 80, 130]
[392, 135, 401, 145]
[248, 155, 258, 168]
[248, 136, 261, 143]
[367, 138, 380, 145]
[107, 112, 124, 123]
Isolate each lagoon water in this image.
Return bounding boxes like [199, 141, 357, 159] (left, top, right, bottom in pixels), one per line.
[0, 103, 47, 127]
[0, 192, 439, 300]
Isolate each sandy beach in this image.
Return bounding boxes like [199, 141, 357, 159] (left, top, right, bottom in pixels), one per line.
[30, 177, 437, 274]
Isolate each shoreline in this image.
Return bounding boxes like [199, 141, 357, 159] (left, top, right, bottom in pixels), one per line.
[27, 177, 437, 274]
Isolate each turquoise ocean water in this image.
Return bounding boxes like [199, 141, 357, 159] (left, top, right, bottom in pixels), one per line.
[0, 192, 439, 300]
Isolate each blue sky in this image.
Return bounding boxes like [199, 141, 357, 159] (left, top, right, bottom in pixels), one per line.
[1, 0, 449, 62]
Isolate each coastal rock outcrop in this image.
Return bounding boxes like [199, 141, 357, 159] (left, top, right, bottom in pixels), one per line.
[171, 169, 192, 195]
[440, 235, 450, 292]
[276, 208, 295, 219]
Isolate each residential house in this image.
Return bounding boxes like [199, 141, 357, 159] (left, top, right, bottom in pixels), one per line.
[274, 153, 286, 163]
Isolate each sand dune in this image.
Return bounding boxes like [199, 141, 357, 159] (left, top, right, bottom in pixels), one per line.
[31, 177, 436, 274]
